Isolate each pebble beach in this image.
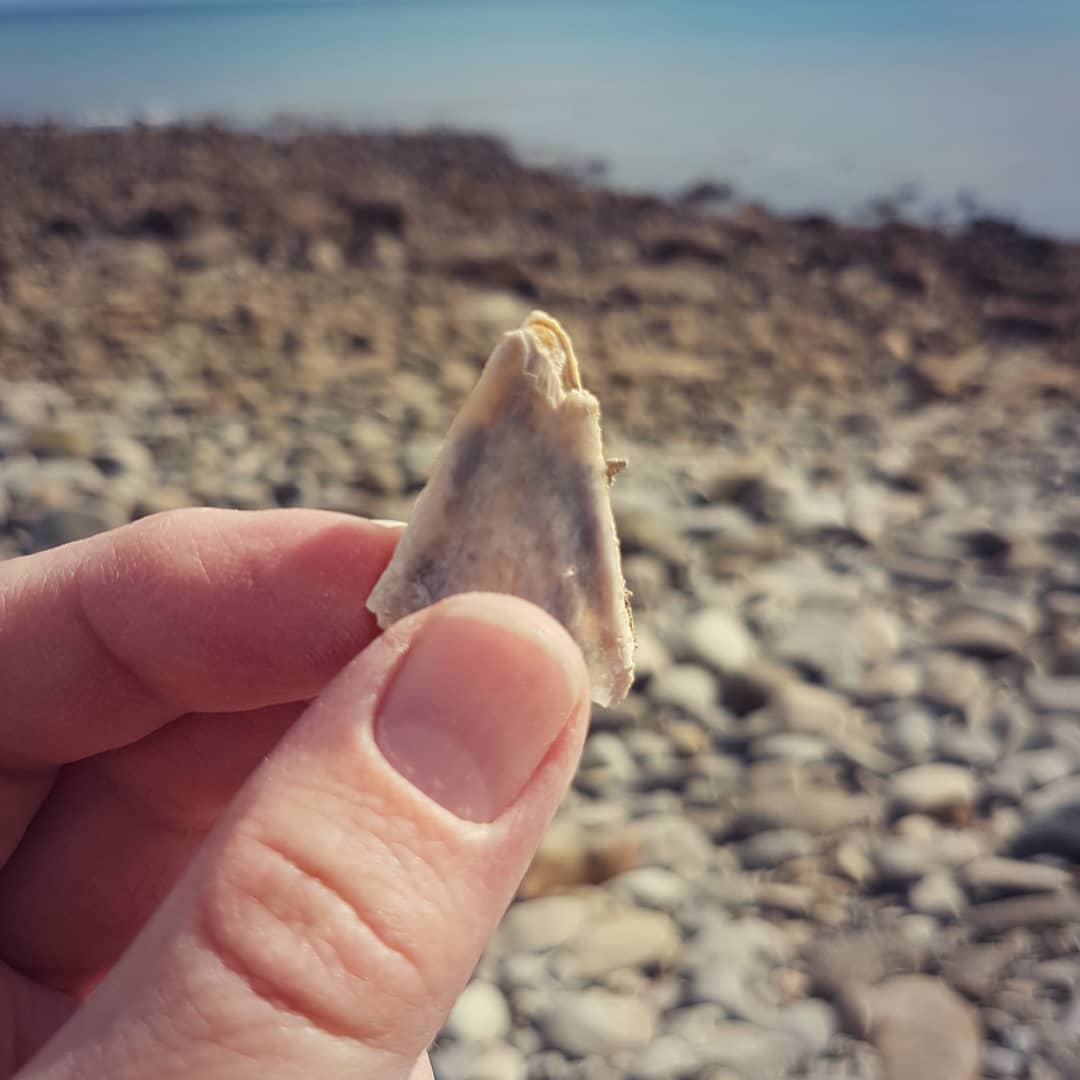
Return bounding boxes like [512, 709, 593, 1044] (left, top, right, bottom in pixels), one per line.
[2, 124, 1079, 1079]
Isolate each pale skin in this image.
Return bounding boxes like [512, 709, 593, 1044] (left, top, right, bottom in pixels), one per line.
[0, 508, 590, 1078]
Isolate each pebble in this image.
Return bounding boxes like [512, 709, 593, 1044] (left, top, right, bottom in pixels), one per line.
[631, 626, 671, 681]
[773, 999, 837, 1057]
[647, 664, 718, 719]
[960, 856, 1072, 900]
[27, 506, 120, 551]
[738, 828, 815, 870]
[496, 896, 595, 954]
[748, 732, 831, 763]
[1010, 791, 1080, 861]
[920, 652, 989, 716]
[699, 1021, 804, 1076]
[969, 890, 1080, 935]
[1026, 673, 1080, 713]
[855, 661, 923, 703]
[444, 980, 512, 1043]
[934, 611, 1027, 660]
[880, 705, 937, 763]
[806, 930, 925, 994]
[768, 604, 900, 691]
[872, 828, 987, 886]
[855, 975, 980, 1080]
[539, 991, 658, 1057]
[433, 1041, 527, 1080]
[628, 1035, 708, 1080]
[735, 786, 872, 836]
[678, 607, 757, 672]
[908, 870, 966, 920]
[567, 907, 680, 980]
[609, 867, 691, 912]
[888, 763, 977, 817]
[982, 1045, 1026, 1078]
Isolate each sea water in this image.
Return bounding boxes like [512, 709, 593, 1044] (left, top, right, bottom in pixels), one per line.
[1, 0, 1078, 236]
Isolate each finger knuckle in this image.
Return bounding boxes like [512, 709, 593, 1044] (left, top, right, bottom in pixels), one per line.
[198, 806, 435, 1048]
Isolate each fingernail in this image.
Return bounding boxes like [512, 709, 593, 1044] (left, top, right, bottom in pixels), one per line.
[375, 594, 586, 822]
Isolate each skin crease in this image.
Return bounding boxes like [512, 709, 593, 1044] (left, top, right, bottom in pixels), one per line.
[0, 508, 590, 1079]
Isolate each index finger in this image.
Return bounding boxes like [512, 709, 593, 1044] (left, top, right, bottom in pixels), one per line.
[0, 508, 399, 768]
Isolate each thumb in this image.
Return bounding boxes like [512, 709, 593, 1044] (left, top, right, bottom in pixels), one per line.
[23, 593, 590, 1080]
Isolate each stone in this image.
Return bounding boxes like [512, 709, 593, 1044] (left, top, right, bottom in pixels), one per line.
[880, 705, 937, 763]
[768, 604, 901, 690]
[939, 936, 1028, 1001]
[855, 661, 923, 704]
[934, 611, 1027, 660]
[496, 894, 594, 954]
[690, 917, 795, 971]
[881, 550, 963, 590]
[908, 870, 966, 920]
[444, 980, 512, 1043]
[635, 813, 714, 875]
[567, 907, 680, 979]
[647, 664, 718, 719]
[631, 625, 671, 681]
[628, 1035, 707, 1080]
[920, 652, 989, 716]
[855, 975, 980, 1080]
[609, 867, 691, 911]
[773, 999, 837, 1057]
[1026, 673, 1080, 713]
[678, 607, 757, 672]
[736, 786, 873, 836]
[738, 828, 816, 870]
[27, 506, 120, 552]
[748, 732, 831, 763]
[961, 856, 1072, 900]
[938, 727, 1001, 768]
[1011, 782, 1080, 860]
[969, 891, 1080, 935]
[578, 732, 638, 792]
[518, 820, 640, 897]
[981, 1046, 1025, 1078]
[872, 830, 987, 886]
[806, 930, 925, 995]
[433, 1041, 527, 1080]
[700, 1021, 804, 1076]
[888, 764, 977, 818]
[367, 311, 634, 707]
[768, 679, 854, 737]
[686, 962, 766, 1017]
[539, 990, 658, 1057]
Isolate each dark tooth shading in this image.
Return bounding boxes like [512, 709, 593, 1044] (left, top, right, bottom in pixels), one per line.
[565, 461, 602, 590]
[450, 426, 487, 491]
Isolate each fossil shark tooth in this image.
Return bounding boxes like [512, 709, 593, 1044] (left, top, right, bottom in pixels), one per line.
[367, 310, 635, 707]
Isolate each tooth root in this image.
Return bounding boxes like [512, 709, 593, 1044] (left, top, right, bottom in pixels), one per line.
[367, 310, 635, 707]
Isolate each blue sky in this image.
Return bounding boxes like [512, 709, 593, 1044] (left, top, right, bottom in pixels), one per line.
[2, 0, 1078, 234]
[0, 0, 1078, 32]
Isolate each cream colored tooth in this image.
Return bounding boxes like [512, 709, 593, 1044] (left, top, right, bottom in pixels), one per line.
[367, 310, 635, 707]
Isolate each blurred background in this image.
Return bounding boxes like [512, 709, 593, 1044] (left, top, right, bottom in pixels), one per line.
[2, 2, 1079, 1078]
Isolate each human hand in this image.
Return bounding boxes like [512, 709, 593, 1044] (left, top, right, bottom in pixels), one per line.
[0, 508, 590, 1078]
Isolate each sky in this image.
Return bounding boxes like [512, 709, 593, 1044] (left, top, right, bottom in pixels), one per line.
[0, 0, 1076, 28]
[2, 0, 1078, 234]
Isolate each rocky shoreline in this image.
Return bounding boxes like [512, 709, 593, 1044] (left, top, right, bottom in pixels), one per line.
[2, 125, 1079, 1078]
